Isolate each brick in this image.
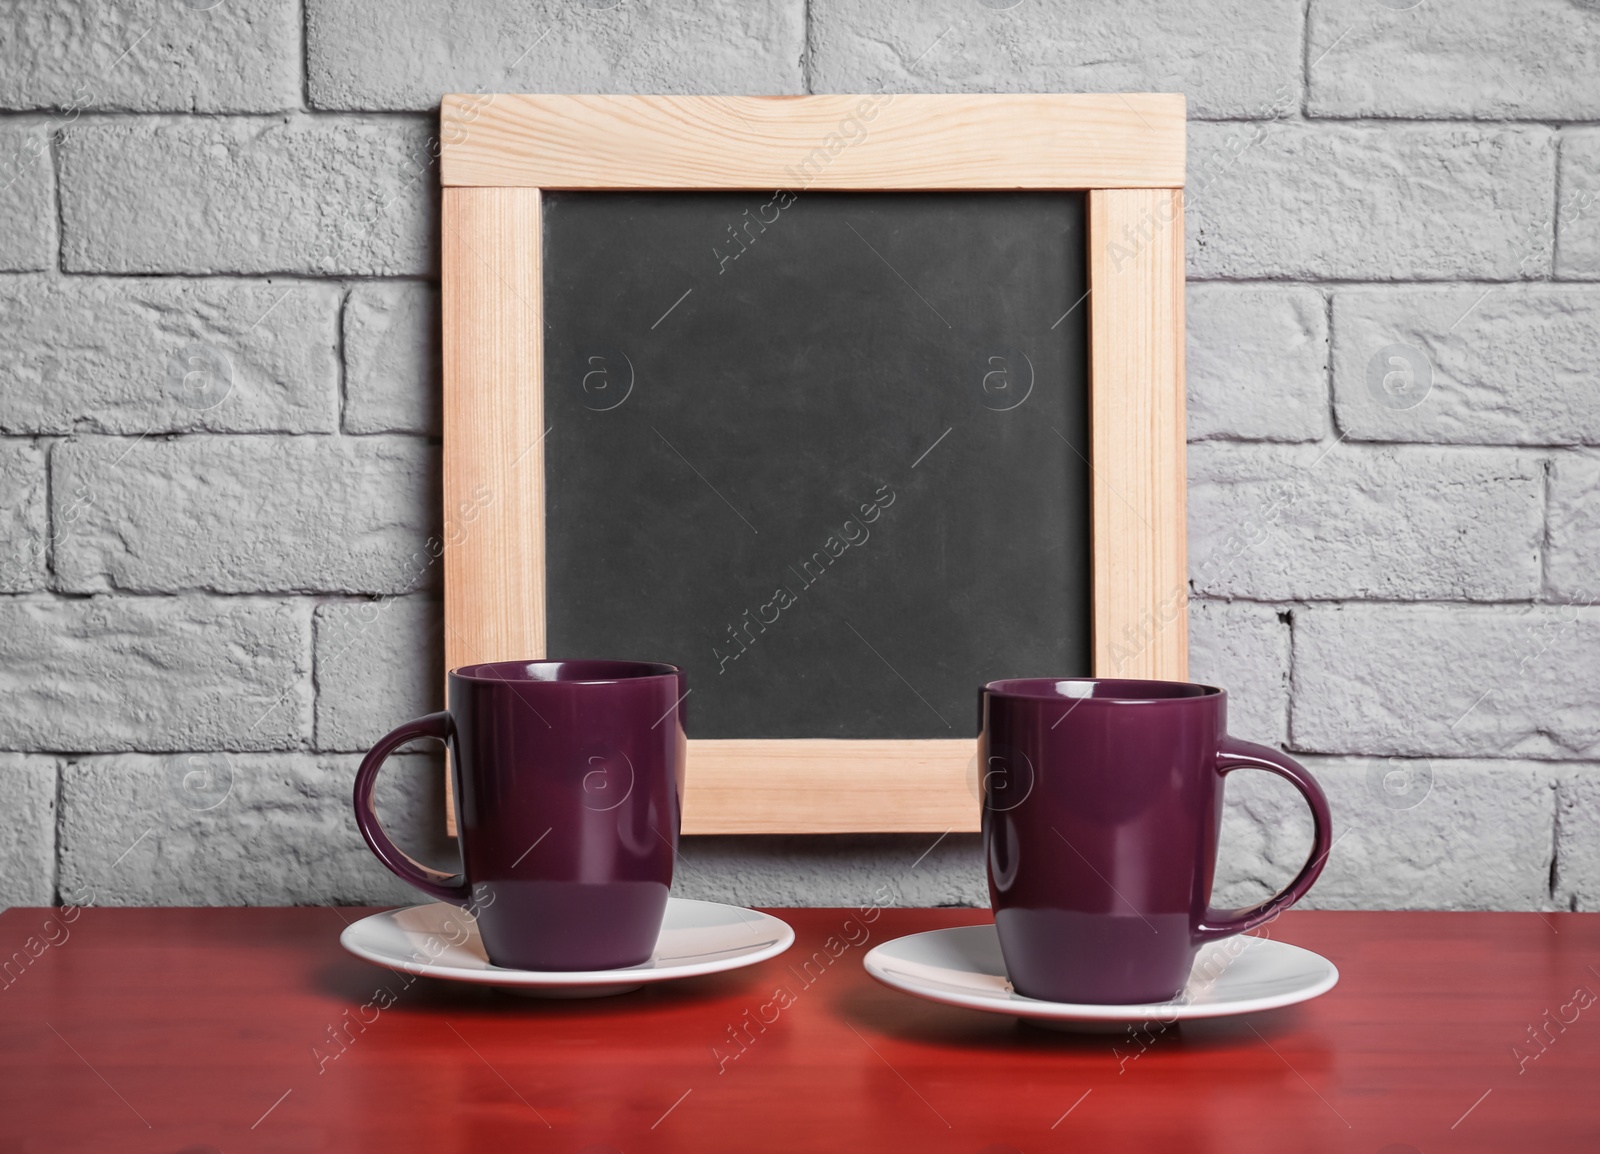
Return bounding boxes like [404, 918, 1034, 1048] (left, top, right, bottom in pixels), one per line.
[314, 598, 443, 752]
[306, 0, 805, 111]
[673, 833, 985, 908]
[1333, 288, 1600, 446]
[57, 752, 453, 906]
[1307, 0, 1600, 120]
[0, 756, 57, 909]
[344, 283, 440, 435]
[0, 0, 298, 113]
[1187, 285, 1328, 443]
[1546, 452, 1600, 603]
[0, 440, 47, 592]
[810, 0, 1302, 119]
[1188, 600, 1289, 748]
[53, 435, 440, 595]
[1189, 443, 1542, 601]
[1556, 130, 1600, 280]
[1555, 770, 1600, 912]
[59, 119, 438, 276]
[1187, 123, 1555, 280]
[0, 275, 338, 435]
[1292, 604, 1600, 761]
[1214, 757, 1556, 912]
[0, 126, 54, 271]
[0, 596, 309, 752]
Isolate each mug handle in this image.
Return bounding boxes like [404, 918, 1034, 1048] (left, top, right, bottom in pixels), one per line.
[352, 711, 471, 906]
[1193, 736, 1332, 943]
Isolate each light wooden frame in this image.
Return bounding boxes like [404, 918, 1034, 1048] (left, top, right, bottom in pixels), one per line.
[440, 94, 1187, 835]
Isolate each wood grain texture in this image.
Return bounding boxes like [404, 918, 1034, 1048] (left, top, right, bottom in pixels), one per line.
[440, 93, 1186, 190]
[442, 187, 545, 831]
[1088, 188, 1189, 681]
[681, 740, 977, 834]
[4, 906, 1597, 1153]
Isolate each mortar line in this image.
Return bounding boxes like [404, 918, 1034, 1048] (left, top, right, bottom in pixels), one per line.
[1320, 287, 1337, 439]
[335, 284, 351, 433]
[32, 268, 1600, 291]
[48, 125, 66, 273]
[1548, 776, 1563, 908]
[11, 108, 1600, 128]
[1282, 607, 1298, 749]
[1552, 130, 1569, 275]
[0, 589, 1584, 613]
[802, 0, 813, 94]
[51, 756, 65, 906]
[1299, 0, 1312, 117]
[300, 0, 312, 111]
[1190, 275, 1592, 288]
[1538, 455, 1555, 597]
[41, 437, 57, 583]
[308, 594, 327, 751]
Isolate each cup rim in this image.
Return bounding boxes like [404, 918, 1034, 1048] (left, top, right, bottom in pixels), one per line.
[982, 676, 1223, 703]
[450, 659, 683, 685]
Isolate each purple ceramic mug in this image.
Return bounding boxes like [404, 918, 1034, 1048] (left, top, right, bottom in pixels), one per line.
[981, 678, 1331, 1005]
[354, 659, 687, 971]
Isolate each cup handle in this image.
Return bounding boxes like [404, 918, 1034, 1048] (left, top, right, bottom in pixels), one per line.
[1193, 736, 1333, 943]
[352, 711, 471, 906]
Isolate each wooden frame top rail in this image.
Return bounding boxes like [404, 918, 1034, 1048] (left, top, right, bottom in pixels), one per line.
[439, 93, 1186, 190]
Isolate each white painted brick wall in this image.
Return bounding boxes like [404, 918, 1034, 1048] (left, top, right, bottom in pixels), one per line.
[1187, 123, 1555, 280]
[0, 596, 310, 753]
[0, 126, 54, 271]
[59, 119, 439, 275]
[1331, 288, 1600, 445]
[1556, 772, 1600, 911]
[0, 0, 300, 113]
[313, 597, 443, 751]
[1, 1, 1596, 913]
[1305, 0, 1600, 121]
[57, 751, 450, 905]
[0, 276, 340, 434]
[0, 442, 47, 593]
[1293, 604, 1600, 760]
[306, 0, 807, 111]
[1189, 444, 1544, 601]
[1187, 286, 1329, 444]
[51, 436, 439, 594]
[0, 755, 56, 907]
[1188, 600, 1291, 748]
[1557, 130, 1600, 279]
[810, 0, 1305, 119]
[1214, 757, 1558, 912]
[1547, 452, 1600, 602]
[343, 284, 440, 435]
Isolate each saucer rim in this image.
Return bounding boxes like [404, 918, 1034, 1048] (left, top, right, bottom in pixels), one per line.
[862, 923, 1339, 1021]
[339, 897, 795, 987]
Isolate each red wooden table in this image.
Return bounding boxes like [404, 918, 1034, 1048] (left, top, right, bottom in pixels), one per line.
[1, 905, 1596, 1152]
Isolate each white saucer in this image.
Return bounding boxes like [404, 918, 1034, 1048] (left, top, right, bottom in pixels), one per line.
[863, 924, 1337, 1029]
[341, 898, 794, 997]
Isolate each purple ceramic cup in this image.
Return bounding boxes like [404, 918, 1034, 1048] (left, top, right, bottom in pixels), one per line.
[981, 678, 1331, 1005]
[354, 660, 687, 971]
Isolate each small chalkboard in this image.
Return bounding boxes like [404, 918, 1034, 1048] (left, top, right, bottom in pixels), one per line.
[439, 94, 1188, 833]
[542, 191, 1091, 740]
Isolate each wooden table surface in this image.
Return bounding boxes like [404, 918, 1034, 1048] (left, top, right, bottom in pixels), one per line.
[1, 905, 1596, 1152]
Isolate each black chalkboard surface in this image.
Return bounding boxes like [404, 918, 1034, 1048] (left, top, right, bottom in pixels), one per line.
[542, 191, 1090, 740]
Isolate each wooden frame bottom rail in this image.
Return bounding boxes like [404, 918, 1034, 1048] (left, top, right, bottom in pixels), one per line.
[681, 739, 977, 835]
